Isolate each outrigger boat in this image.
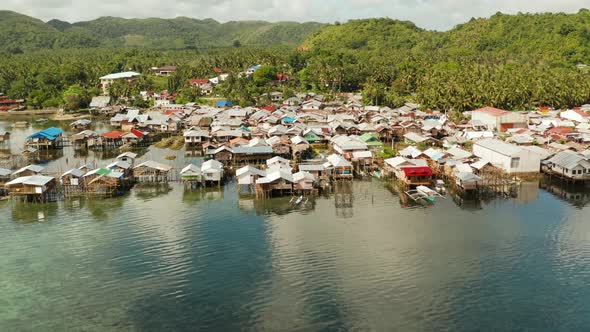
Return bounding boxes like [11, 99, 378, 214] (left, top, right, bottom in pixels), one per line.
[405, 185, 445, 204]
[291, 195, 304, 206]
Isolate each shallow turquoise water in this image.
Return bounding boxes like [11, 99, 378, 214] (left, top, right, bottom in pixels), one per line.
[1, 180, 590, 331]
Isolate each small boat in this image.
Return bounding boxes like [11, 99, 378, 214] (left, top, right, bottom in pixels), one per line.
[12, 121, 28, 128]
[293, 195, 303, 206]
[417, 185, 438, 197]
[405, 186, 445, 204]
[435, 180, 446, 193]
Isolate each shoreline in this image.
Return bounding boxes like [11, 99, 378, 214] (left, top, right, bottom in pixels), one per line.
[0, 109, 92, 121]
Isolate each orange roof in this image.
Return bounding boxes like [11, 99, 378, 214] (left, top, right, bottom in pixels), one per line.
[101, 130, 125, 139]
[473, 106, 509, 117]
[547, 126, 574, 135]
[573, 109, 590, 117]
[188, 79, 210, 85]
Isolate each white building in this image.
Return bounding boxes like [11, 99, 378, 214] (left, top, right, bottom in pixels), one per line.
[473, 138, 541, 173]
[99, 72, 141, 95]
[546, 150, 590, 179]
[471, 107, 528, 132]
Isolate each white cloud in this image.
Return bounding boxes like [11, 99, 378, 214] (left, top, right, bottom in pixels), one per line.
[2, 0, 589, 30]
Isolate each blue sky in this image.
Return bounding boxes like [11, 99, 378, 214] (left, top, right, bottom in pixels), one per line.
[3, 0, 589, 30]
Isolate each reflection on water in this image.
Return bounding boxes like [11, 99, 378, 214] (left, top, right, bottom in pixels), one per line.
[1, 180, 590, 330]
[3, 119, 590, 330]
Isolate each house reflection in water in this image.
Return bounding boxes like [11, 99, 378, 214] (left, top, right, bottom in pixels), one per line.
[541, 180, 590, 208]
[334, 181, 353, 218]
[514, 181, 540, 205]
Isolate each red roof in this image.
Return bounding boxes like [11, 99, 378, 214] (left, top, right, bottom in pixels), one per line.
[101, 130, 125, 139]
[402, 167, 433, 177]
[188, 79, 210, 85]
[473, 106, 509, 117]
[276, 73, 288, 81]
[261, 106, 276, 112]
[129, 129, 145, 138]
[214, 68, 222, 73]
[547, 126, 573, 135]
[164, 109, 183, 115]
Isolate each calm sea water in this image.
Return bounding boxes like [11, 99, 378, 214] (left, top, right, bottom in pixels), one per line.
[2, 120, 590, 331]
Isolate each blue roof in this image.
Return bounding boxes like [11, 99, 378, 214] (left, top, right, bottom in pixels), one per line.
[248, 65, 261, 71]
[282, 117, 296, 123]
[216, 100, 233, 107]
[27, 127, 63, 140]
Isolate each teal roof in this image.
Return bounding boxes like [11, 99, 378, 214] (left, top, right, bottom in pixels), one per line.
[27, 127, 62, 140]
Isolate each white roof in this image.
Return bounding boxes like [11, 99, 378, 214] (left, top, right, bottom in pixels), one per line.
[475, 138, 521, 157]
[266, 156, 290, 166]
[293, 171, 315, 182]
[290, 136, 309, 145]
[116, 152, 138, 159]
[0, 168, 11, 177]
[107, 160, 132, 170]
[384, 157, 409, 168]
[13, 164, 44, 175]
[236, 165, 266, 178]
[399, 146, 423, 158]
[256, 170, 293, 184]
[100, 71, 141, 80]
[471, 159, 492, 170]
[134, 160, 172, 171]
[201, 159, 223, 171]
[61, 168, 86, 178]
[548, 150, 590, 170]
[352, 151, 373, 159]
[180, 164, 201, 176]
[404, 132, 429, 143]
[326, 154, 352, 168]
[447, 147, 472, 160]
[6, 175, 54, 187]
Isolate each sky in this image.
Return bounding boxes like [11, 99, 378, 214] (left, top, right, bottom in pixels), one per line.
[3, 0, 590, 30]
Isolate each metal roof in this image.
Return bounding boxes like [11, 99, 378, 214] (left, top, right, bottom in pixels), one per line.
[99, 71, 140, 80]
[13, 164, 44, 175]
[548, 150, 590, 170]
[233, 146, 273, 155]
[6, 175, 54, 186]
[475, 139, 521, 157]
[134, 161, 172, 171]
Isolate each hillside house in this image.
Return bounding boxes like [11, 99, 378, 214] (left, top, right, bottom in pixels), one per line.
[153, 65, 177, 77]
[99, 72, 140, 94]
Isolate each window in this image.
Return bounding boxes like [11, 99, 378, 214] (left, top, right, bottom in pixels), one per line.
[511, 157, 520, 169]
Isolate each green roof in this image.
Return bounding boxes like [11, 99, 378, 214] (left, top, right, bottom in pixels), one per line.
[359, 133, 383, 146]
[96, 168, 111, 175]
[304, 132, 320, 141]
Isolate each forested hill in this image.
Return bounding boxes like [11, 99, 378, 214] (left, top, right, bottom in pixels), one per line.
[303, 10, 590, 64]
[0, 10, 323, 52]
[297, 11, 590, 110]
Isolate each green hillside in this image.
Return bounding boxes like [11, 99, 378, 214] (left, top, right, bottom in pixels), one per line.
[0, 11, 323, 52]
[0, 10, 59, 53]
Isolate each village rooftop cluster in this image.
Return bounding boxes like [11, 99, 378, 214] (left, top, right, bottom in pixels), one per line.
[2, 68, 590, 202]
